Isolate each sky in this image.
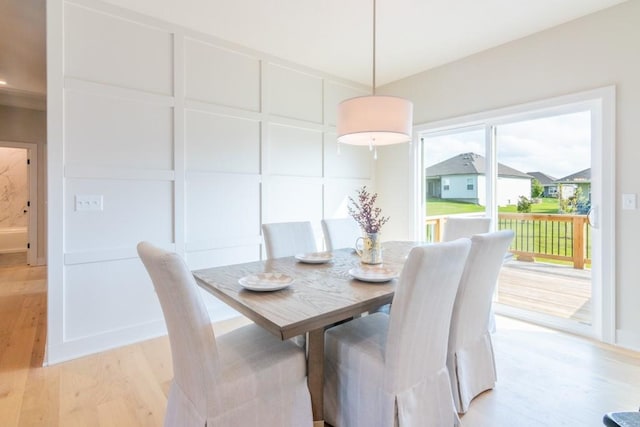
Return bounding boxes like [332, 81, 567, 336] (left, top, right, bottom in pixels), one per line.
[422, 110, 591, 179]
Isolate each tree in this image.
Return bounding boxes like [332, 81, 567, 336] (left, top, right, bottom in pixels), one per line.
[517, 195, 532, 213]
[531, 179, 544, 198]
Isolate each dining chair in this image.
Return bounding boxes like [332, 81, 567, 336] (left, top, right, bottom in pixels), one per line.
[136, 242, 313, 427]
[262, 221, 317, 259]
[447, 230, 515, 414]
[323, 239, 472, 427]
[441, 215, 496, 332]
[603, 410, 640, 426]
[441, 216, 491, 242]
[321, 217, 361, 251]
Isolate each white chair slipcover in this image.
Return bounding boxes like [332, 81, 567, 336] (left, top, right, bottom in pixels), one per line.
[321, 217, 361, 251]
[137, 242, 313, 427]
[323, 239, 472, 427]
[441, 217, 491, 242]
[447, 230, 515, 414]
[262, 221, 317, 259]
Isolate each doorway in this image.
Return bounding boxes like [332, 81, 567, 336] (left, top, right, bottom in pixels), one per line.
[416, 87, 615, 341]
[493, 111, 592, 328]
[0, 142, 38, 266]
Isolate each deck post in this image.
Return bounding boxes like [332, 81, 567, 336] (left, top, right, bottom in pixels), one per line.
[572, 217, 585, 269]
[435, 217, 443, 242]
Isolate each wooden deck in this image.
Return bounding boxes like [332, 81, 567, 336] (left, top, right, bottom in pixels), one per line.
[497, 259, 592, 324]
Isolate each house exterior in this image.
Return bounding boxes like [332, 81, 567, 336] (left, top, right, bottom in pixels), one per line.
[527, 171, 558, 198]
[556, 168, 591, 201]
[426, 153, 532, 206]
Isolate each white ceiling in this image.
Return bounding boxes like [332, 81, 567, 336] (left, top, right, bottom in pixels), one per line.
[0, 0, 628, 107]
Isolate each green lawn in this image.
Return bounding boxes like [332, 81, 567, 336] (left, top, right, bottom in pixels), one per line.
[426, 198, 485, 216]
[426, 197, 561, 216]
[498, 197, 560, 214]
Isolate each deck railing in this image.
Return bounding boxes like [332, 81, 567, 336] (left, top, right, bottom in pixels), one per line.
[425, 213, 591, 269]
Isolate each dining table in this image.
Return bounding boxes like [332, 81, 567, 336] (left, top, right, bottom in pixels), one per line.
[192, 240, 423, 426]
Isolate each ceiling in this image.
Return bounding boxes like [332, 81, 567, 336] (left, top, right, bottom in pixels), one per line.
[0, 0, 46, 109]
[0, 0, 628, 109]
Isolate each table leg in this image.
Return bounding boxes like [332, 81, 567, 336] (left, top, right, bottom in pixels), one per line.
[307, 328, 324, 425]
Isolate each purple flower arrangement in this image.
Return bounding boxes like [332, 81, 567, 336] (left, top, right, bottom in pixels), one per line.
[348, 186, 389, 234]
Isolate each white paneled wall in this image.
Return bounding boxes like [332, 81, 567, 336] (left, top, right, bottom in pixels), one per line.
[48, 0, 373, 362]
[65, 89, 174, 169]
[267, 64, 323, 123]
[184, 38, 260, 111]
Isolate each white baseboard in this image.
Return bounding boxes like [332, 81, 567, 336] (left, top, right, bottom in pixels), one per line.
[615, 328, 640, 352]
[45, 319, 168, 365]
[45, 302, 242, 365]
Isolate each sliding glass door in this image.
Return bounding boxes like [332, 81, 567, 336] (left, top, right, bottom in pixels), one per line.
[417, 88, 615, 340]
[494, 111, 592, 328]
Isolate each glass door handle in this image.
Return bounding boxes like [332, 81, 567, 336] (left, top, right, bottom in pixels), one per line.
[587, 206, 598, 228]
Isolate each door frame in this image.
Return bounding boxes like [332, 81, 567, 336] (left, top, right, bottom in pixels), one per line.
[0, 140, 38, 266]
[412, 86, 616, 343]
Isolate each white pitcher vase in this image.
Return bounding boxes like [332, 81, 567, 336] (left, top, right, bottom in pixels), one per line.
[355, 232, 382, 265]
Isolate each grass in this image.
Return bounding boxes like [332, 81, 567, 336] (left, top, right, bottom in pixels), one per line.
[426, 198, 485, 216]
[426, 197, 561, 216]
[498, 197, 561, 214]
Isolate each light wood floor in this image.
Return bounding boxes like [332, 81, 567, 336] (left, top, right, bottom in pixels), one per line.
[2, 264, 640, 426]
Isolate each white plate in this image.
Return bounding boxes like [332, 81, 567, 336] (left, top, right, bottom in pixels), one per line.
[295, 252, 334, 264]
[238, 273, 294, 291]
[348, 266, 399, 283]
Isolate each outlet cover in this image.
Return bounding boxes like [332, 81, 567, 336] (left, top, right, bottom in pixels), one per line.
[622, 193, 637, 210]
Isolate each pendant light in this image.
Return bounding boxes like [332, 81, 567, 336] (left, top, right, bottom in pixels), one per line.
[336, 0, 413, 154]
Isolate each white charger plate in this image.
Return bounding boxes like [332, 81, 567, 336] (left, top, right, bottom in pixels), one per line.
[348, 266, 399, 283]
[238, 272, 294, 291]
[295, 252, 333, 264]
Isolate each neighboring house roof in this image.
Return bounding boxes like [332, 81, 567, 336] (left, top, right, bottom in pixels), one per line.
[426, 152, 531, 179]
[556, 168, 591, 183]
[527, 171, 557, 186]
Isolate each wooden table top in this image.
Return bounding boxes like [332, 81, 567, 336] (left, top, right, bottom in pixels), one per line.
[193, 241, 422, 339]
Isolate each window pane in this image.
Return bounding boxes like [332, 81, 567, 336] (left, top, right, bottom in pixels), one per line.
[423, 128, 487, 241]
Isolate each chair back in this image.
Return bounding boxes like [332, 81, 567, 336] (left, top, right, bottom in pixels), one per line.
[442, 217, 491, 242]
[137, 242, 219, 412]
[385, 239, 471, 392]
[262, 221, 317, 259]
[321, 217, 361, 251]
[449, 230, 514, 350]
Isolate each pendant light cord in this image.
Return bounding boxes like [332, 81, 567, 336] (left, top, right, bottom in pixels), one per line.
[372, 0, 376, 95]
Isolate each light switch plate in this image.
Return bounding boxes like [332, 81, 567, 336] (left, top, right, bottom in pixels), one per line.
[622, 193, 636, 210]
[75, 195, 103, 211]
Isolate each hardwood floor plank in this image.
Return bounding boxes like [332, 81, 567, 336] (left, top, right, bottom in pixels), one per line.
[18, 365, 60, 427]
[0, 296, 42, 426]
[138, 338, 172, 398]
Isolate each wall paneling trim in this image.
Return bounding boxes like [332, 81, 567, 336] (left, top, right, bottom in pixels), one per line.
[47, 0, 373, 363]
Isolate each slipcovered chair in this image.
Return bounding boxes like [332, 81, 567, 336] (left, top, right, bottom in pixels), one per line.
[262, 221, 317, 259]
[447, 230, 515, 414]
[321, 217, 361, 251]
[137, 242, 313, 427]
[324, 239, 472, 427]
[442, 216, 496, 333]
[441, 216, 491, 242]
